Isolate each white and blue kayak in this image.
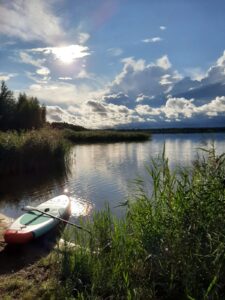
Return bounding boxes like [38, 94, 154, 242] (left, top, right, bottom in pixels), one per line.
[4, 195, 70, 244]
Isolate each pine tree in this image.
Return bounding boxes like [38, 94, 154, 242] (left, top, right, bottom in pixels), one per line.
[0, 81, 16, 130]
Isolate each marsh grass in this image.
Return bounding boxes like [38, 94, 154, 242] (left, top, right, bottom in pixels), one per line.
[55, 147, 225, 299]
[0, 128, 70, 175]
[63, 129, 151, 144]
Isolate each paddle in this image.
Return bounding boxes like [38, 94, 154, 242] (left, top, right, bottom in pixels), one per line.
[22, 206, 91, 234]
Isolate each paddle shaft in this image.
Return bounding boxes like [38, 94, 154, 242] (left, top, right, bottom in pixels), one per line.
[23, 206, 91, 234]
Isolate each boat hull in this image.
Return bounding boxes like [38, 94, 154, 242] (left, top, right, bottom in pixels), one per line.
[4, 195, 70, 244]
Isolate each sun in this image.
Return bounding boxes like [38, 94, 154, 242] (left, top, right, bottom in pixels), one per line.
[52, 45, 90, 64]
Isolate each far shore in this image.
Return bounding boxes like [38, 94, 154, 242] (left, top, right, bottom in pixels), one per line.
[114, 126, 225, 134]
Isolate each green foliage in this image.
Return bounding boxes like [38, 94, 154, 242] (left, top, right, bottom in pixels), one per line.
[51, 122, 87, 131]
[0, 128, 69, 175]
[16, 93, 46, 130]
[0, 81, 16, 130]
[0, 81, 46, 131]
[56, 147, 225, 299]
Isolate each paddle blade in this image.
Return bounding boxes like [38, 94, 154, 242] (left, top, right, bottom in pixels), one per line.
[22, 206, 35, 211]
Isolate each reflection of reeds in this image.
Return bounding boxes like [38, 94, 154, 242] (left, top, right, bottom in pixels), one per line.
[0, 167, 67, 203]
[63, 129, 151, 143]
[0, 129, 70, 175]
[55, 147, 225, 300]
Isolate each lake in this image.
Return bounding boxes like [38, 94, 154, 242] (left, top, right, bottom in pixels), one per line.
[0, 132, 225, 222]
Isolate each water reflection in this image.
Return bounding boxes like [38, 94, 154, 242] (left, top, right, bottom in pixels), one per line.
[0, 133, 224, 219]
[70, 196, 93, 217]
[0, 170, 68, 219]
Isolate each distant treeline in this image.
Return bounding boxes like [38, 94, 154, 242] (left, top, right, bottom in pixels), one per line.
[0, 81, 46, 131]
[51, 121, 88, 131]
[115, 127, 225, 134]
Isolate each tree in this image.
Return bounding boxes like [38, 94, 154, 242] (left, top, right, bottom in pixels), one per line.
[16, 93, 46, 130]
[0, 81, 16, 130]
[0, 82, 46, 131]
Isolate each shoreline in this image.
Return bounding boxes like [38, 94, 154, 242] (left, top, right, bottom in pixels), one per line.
[0, 213, 12, 242]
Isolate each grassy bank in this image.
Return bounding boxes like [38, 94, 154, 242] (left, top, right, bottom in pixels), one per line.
[0, 256, 56, 300]
[52, 147, 225, 299]
[0, 128, 69, 175]
[63, 129, 151, 144]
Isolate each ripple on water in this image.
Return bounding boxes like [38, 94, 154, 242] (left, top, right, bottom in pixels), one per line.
[70, 196, 93, 218]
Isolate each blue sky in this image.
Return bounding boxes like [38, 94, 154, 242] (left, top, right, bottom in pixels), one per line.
[0, 0, 225, 128]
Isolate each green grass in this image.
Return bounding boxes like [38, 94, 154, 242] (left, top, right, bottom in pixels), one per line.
[54, 147, 225, 299]
[63, 129, 151, 144]
[0, 256, 56, 300]
[0, 128, 70, 175]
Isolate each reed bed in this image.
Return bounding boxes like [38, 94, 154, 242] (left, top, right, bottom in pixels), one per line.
[63, 129, 151, 144]
[55, 147, 225, 299]
[0, 129, 69, 175]
[0, 127, 150, 176]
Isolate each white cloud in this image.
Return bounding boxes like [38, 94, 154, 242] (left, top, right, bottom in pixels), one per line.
[76, 69, 92, 79]
[160, 26, 166, 31]
[103, 92, 130, 106]
[0, 0, 64, 43]
[78, 32, 90, 44]
[19, 51, 46, 68]
[163, 97, 196, 118]
[135, 104, 160, 116]
[160, 74, 173, 85]
[27, 82, 78, 105]
[26, 81, 96, 106]
[106, 55, 176, 104]
[22, 50, 225, 128]
[216, 50, 225, 67]
[135, 96, 225, 122]
[135, 94, 154, 103]
[0, 72, 17, 81]
[156, 55, 172, 70]
[185, 67, 206, 81]
[46, 94, 225, 129]
[142, 37, 162, 43]
[31, 45, 90, 63]
[58, 77, 73, 81]
[47, 105, 82, 124]
[107, 48, 123, 56]
[36, 67, 50, 76]
[203, 50, 225, 85]
[197, 96, 225, 116]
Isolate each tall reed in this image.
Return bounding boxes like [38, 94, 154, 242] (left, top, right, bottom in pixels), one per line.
[55, 147, 225, 299]
[63, 129, 151, 144]
[0, 128, 70, 175]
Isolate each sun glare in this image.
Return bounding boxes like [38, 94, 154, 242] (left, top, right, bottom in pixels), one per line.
[52, 45, 90, 64]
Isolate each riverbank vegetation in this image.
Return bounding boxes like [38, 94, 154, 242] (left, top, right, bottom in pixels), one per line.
[0, 127, 150, 175]
[0, 129, 69, 175]
[63, 128, 151, 144]
[52, 147, 225, 299]
[1, 148, 225, 299]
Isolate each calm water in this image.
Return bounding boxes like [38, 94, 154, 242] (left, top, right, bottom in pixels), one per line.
[0, 132, 225, 221]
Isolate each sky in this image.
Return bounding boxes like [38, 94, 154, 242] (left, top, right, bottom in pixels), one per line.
[0, 0, 225, 128]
